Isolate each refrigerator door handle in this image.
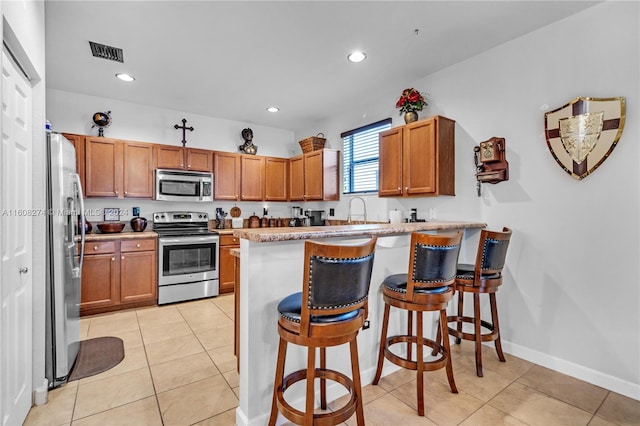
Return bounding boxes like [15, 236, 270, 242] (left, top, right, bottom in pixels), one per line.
[73, 173, 86, 274]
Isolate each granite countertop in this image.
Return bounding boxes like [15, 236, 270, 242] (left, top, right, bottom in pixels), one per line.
[232, 220, 486, 243]
[211, 229, 236, 235]
[84, 230, 158, 241]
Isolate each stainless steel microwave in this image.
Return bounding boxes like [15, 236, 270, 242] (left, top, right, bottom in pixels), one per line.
[155, 169, 213, 202]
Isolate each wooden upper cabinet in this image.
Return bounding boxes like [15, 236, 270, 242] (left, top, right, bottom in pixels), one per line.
[155, 144, 184, 169]
[62, 133, 86, 192]
[289, 149, 339, 201]
[214, 152, 241, 201]
[85, 137, 122, 197]
[186, 148, 213, 172]
[85, 137, 154, 199]
[379, 115, 455, 197]
[240, 155, 265, 201]
[378, 127, 405, 197]
[155, 145, 213, 172]
[289, 155, 305, 201]
[304, 150, 325, 200]
[123, 142, 154, 198]
[264, 157, 288, 201]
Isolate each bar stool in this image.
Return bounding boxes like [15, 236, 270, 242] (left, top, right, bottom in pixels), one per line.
[372, 231, 462, 416]
[445, 227, 512, 377]
[269, 236, 377, 426]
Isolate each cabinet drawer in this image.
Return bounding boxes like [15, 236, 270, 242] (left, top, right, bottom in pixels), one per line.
[220, 234, 239, 246]
[121, 239, 156, 252]
[85, 241, 117, 254]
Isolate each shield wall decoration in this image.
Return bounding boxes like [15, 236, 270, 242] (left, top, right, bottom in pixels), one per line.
[544, 97, 625, 180]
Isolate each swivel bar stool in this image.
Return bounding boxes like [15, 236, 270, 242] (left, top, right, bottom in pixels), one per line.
[373, 231, 462, 416]
[445, 227, 512, 377]
[269, 236, 377, 426]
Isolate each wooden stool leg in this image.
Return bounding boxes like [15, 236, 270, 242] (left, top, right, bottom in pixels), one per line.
[304, 346, 316, 426]
[407, 310, 413, 361]
[432, 311, 442, 357]
[373, 303, 391, 385]
[269, 337, 288, 426]
[415, 311, 425, 416]
[320, 347, 327, 409]
[349, 338, 365, 426]
[455, 289, 463, 344]
[440, 309, 457, 393]
[490, 293, 506, 362]
[473, 293, 483, 377]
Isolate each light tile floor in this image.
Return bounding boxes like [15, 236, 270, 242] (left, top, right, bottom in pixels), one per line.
[25, 294, 639, 425]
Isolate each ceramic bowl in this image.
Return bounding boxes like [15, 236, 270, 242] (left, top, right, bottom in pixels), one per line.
[97, 222, 125, 233]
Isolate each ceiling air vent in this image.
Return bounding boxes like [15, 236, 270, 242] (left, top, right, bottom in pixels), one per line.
[89, 41, 124, 63]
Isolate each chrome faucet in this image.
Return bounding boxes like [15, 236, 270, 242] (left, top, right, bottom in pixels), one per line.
[347, 196, 367, 224]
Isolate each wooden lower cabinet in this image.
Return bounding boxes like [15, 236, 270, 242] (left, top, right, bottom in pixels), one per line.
[81, 242, 119, 312]
[219, 234, 239, 294]
[80, 237, 157, 316]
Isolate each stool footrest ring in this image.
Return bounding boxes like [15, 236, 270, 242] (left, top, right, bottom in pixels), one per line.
[446, 315, 499, 342]
[277, 368, 358, 425]
[384, 335, 448, 372]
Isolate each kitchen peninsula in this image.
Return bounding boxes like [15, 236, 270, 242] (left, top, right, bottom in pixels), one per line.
[232, 220, 485, 425]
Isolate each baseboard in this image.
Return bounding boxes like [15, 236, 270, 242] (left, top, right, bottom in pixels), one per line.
[501, 340, 640, 401]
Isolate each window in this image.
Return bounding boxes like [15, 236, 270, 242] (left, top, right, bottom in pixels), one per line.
[341, 118, 391, 194]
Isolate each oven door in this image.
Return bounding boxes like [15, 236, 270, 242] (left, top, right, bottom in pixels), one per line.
[158, 234, 219, 286]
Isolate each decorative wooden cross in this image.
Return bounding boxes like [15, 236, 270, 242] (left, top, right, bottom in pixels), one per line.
[174, 118, 194, 147]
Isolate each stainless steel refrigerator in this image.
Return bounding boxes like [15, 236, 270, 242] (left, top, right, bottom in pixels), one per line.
[45, 132, 86, 388]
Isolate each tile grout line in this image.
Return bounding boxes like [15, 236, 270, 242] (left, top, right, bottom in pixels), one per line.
[134, 306, 166, 426]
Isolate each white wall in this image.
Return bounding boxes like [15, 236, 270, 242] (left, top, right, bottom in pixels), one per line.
[300, 1, 640, 398]
[1, 0, 47, 397]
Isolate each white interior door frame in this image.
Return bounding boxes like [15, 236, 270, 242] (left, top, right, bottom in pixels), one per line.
[0, 42, 34, 426]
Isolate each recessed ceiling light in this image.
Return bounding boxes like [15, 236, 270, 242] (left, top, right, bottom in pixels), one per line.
[266, 106, 279, 113]
[115, 73, 135, 82]
[347, 51, 367, 63]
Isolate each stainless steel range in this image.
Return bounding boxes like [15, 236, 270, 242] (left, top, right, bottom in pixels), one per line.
[153, 211, 219, 305]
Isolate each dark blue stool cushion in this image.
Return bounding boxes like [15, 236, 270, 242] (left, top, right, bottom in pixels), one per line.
[382, 273, 450, 295]
[278, 292, 360, 324]
[456, 264, 501, 280]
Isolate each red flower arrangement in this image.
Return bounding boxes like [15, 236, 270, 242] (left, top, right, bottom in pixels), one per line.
[395, 88, 427, 114]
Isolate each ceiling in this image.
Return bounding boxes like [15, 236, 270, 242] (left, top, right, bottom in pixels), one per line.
[45, 1, 599, 133]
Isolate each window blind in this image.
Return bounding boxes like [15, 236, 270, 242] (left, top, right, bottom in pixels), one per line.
[342, 118, 391, 194]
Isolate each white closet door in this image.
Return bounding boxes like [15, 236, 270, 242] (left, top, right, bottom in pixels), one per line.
[0, 47, 33, 426]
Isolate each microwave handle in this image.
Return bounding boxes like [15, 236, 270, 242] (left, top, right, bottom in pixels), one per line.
[199, 178, 203, 201]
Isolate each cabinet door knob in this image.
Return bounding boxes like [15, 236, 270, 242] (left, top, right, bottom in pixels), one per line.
[93, 246, 98, 251]
[121, 256, 125, 260]
[111, 257, 115, 261]
[124, 191, 128, 195]
[136, 243, 141, 248]
[115, 190, 119, 195]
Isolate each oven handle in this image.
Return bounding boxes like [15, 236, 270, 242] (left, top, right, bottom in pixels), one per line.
[159, 235, 219, 245]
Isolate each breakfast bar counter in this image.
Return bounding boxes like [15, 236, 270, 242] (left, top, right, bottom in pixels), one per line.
[232, 220, 484, 425]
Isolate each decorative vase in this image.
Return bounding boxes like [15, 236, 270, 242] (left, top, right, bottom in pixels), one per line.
[404, 111, 419, 124]
[130, 217, 148, 232]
